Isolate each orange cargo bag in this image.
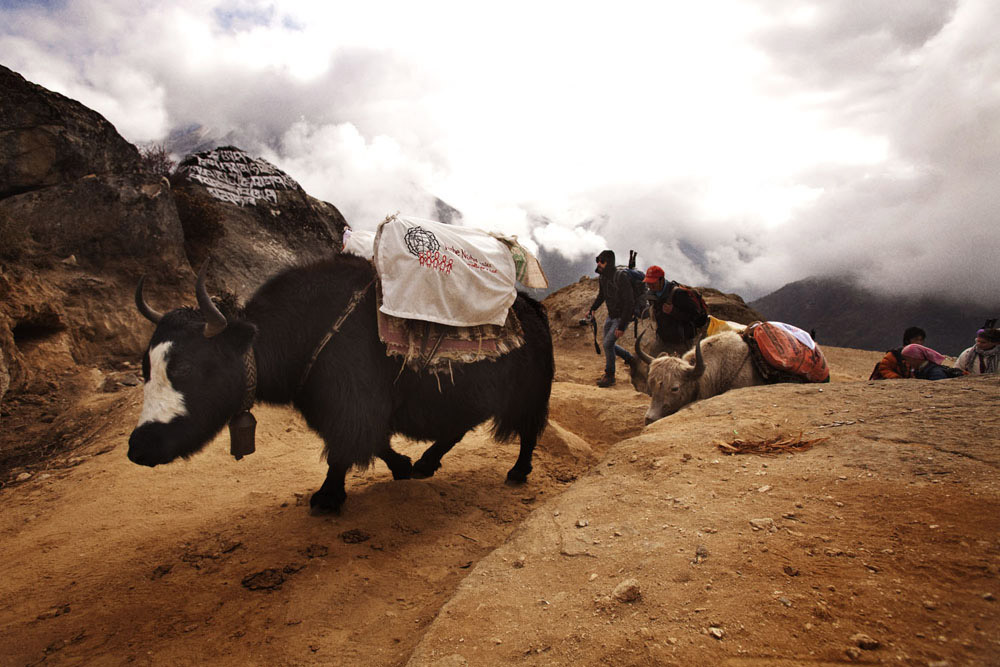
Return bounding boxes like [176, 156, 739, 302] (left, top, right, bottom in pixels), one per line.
[743, 321, 829, 383]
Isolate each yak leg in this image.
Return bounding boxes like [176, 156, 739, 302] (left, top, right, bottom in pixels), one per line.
[379, 444, 412, 480]
[505, 430, 537, 484]
[411, 433, 467, 479]
[311, 462, 349, 514]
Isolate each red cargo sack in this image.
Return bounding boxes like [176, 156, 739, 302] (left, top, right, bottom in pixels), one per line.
[743, 321, 830, 383]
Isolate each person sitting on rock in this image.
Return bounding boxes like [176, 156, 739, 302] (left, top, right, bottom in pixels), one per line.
[956, 327, 1000, 375]
[901, 343, 965, 380]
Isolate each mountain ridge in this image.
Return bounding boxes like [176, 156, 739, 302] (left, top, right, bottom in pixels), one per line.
[750, 275, 997, 356]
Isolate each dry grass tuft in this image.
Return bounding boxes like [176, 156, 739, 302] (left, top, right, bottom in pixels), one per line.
[717, 432, 828, 456]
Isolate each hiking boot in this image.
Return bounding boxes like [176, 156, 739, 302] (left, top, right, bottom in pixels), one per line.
[596, 375, 616, 388]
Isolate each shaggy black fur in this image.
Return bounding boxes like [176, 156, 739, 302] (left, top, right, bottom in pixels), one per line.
[128, 253, 554, 514]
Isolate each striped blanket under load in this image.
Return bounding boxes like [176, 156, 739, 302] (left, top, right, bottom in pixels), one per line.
[376, 289, 525, 375]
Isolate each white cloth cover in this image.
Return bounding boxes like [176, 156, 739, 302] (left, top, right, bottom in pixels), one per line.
[374, 215, 518, 327]
[770, 321, 817, 350]
[342, 228, 376, 259]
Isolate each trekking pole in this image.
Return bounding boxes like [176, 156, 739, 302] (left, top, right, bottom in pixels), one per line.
[591, 316, 601, 354]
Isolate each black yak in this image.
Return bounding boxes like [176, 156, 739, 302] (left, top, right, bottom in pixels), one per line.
[128, 254, 554, 513]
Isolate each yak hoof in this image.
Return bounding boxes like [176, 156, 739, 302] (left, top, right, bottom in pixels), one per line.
[309, 490, 345, 515]
[505, 467, 530, 485]
[411, 460, 439, 479]
[389, 458, 413, 480]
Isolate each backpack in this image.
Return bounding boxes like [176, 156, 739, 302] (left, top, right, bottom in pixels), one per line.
[667, 282, 709, 328]
[618, 250, 648, 324]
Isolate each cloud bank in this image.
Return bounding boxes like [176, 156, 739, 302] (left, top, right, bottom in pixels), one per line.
[1, 0, 997, 302]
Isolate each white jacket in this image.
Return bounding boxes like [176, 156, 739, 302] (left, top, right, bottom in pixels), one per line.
[956, 344, 1000, 374]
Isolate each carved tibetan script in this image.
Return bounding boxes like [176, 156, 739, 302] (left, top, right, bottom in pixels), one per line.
[177, 148, 298, 207]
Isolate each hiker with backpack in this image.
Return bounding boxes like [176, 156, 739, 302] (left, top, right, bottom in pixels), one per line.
[642, 265, 710, 357]
[869, 326, 926, 380]
[587, 249, 636, 387]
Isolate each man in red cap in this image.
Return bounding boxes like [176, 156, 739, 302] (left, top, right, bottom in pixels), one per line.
[643, 265, 708, 356]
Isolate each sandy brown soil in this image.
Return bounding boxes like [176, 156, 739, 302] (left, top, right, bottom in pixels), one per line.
[1, 335, 998, 666]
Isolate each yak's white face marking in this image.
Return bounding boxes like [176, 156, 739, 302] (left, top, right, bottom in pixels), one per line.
[137, 341, 188, 427]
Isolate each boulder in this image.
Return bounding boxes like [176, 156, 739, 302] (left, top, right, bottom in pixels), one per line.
[170, 146, 348, 298]
[700, 287, 765, 324]
[0, 174, 187, 276]
[0, 173, 192, 395]
[0, 64, 140, 199]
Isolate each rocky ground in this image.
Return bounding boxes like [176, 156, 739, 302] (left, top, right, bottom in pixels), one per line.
[3, 65, 997, 665]
[1, 327, 997, 666]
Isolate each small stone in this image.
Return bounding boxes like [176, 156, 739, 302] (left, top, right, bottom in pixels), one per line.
[339, 529, 371, 544]
[923, 600, 938, 610]
[851, 633, 880, 650]
[749, 518, 775, 532]
[16, 472, 32, 482]
[36, 604, 71, 620]
[708, 626, 724, 640]
[758, 485, 771, 493]
[845, 647, 861, 660]
[779, 597, 792, 607]
[589, 573, 598, 581]
[783, 565, 800, 577]
[576, 519, 589, 528]
[612, 578, 641, 603]
[982, 592, 995, 602]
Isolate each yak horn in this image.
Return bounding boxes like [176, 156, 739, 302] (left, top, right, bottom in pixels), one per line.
[634, 331, 654, 365]
[135, 276, 164, 324]
[196, 263, 228, 338]
[687, 336, 706, 379]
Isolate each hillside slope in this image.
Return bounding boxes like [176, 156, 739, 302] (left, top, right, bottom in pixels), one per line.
[1, 335, 996, 666]
[751, 276, 998, 356]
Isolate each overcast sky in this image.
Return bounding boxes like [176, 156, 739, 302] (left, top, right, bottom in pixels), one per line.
[2, 0, 998, 301]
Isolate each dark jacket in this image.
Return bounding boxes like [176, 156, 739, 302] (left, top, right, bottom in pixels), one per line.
[648, 282, 702, 342]
[590, 268, 636, 329]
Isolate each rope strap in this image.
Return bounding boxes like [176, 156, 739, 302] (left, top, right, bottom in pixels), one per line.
[295, 278, 375, 396]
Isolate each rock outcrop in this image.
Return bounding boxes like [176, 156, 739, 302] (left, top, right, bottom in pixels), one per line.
[170, 147, 348, 298]
[0, 66, 189, 414]
[0, 64, 140, 200]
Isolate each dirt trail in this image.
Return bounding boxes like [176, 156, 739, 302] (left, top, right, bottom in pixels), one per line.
[1, 342, 998, 666]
